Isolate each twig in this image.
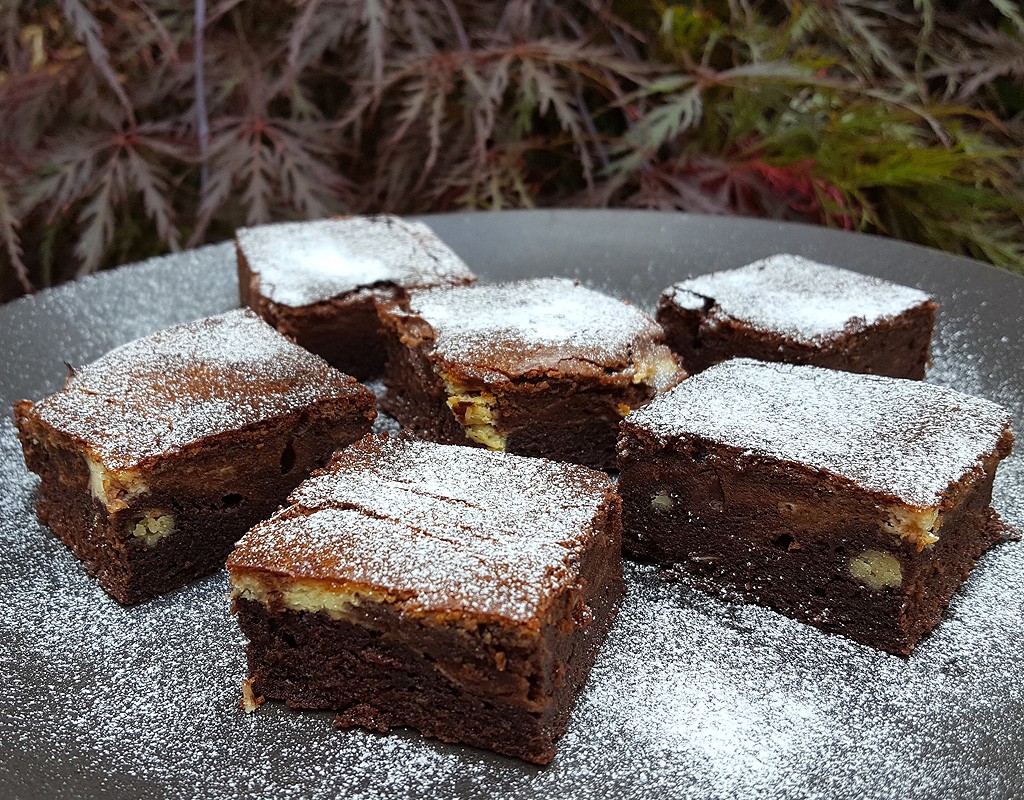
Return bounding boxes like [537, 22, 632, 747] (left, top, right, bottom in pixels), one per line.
[441, 0, 470, 52]
[195, 0, 211, 191]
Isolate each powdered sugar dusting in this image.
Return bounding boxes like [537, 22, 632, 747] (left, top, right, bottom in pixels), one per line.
[665, 254, 933, 343]
[407, 278, 664, 370]
[2, 229, 1023, 800]
[241, 508, 573, 622]
[238, 216, 474, 307]
[231, 437, 611, 621]
[565, 555, 1024, 799]
[293, 436, 607, 533]
[27, 309, 364, 471]
[628, 359, 1012, 507]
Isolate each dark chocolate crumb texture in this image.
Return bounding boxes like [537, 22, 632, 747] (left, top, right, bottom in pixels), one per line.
[14, 309, 376, 604]
[228, 434, 624, 764]
[379, 277, 686, 469]
[237, 215, 476, 379]
[618, 358, 1014, 655]
[657, 254, 937, 378]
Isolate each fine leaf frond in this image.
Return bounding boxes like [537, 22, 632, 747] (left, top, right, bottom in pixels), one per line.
[987, 0, 1024, 36]
[0, 175, 31, 292]
[74, 154, 120, 275]
[124, 145, 180, 249]
[59, 0, 136, 123]
[3, 0, 1024, 296]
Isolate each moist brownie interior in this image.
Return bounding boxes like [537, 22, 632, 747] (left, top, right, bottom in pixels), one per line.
[379, 276, 685, 468]
[15, 309, 376, 604]
[618, 358, 1014, 654]
[228, 434, 624, 763]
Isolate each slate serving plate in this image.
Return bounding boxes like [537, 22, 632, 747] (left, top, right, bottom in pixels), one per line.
[1, 211, 1022, 800]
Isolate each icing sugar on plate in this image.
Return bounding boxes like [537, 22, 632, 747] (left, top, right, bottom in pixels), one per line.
[1, 223, 1022, 800]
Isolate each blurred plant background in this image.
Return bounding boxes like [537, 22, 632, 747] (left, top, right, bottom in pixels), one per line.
[2, 0, 1022, 300]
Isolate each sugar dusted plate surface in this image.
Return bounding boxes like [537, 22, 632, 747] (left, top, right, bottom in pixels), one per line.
[1, 211, 1022, 800]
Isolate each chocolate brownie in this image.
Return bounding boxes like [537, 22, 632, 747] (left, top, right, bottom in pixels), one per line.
[617, 358, 1014, 655]
[14, 309, 376, 605]
[237, 215, 476, 379]
[227, 434, 624, 764]
[378, 277, 686, 469]
[657, 254, 938, 378]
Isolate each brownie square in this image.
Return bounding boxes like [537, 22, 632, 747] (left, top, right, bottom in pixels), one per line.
[237, 215, 476, 379]
[227, 434, 624, 764]
[14, 309, 376, 605]
[617, 358, 1014, 655]
[378, 277, 686, 469]
[656, 254, 938, 378]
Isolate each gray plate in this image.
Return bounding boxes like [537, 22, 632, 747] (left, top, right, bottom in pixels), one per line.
[1, 211, 1022, 800]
